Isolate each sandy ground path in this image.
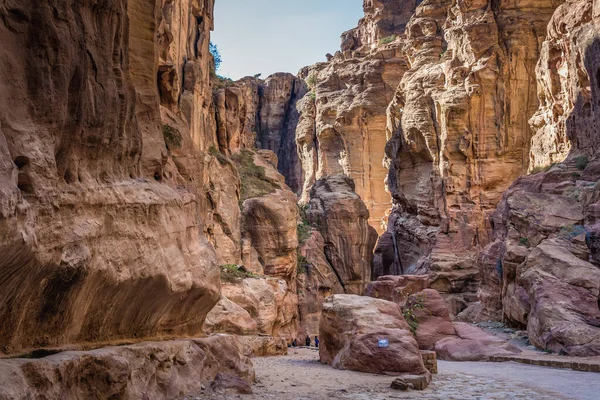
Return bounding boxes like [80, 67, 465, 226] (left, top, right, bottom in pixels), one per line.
[188, 347, 600, 400]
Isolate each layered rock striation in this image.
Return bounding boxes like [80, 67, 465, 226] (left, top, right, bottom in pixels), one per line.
[0, 335, 254, 400]
[214, 74, 306, 193]
[295, 0, 415, 232]
[306, 174, 378, 295]
[377, 0, 563, 315]
[477, 0, 600, 356]
[0, 0, 225, 356]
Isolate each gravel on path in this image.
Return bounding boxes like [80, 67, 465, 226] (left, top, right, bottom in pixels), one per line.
[186, 347, 600, 400]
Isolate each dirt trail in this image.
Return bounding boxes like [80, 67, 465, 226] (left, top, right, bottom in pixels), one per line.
[187, 347, 600, 399]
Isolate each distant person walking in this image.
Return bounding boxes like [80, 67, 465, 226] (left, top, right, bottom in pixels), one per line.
[305, 335, 311, 347]
[315, 336, 319, 348]
[292, 339, 297, 347]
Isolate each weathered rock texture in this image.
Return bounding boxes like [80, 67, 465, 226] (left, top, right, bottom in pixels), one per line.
[434, 323, 522, 361]
[340, 0, 418, 51]
[214, 74, 306, 193]
[0, 0, 226, 357]
[365, 275, 430, 306]
[306, 174, 378, 295]
[319, 294, 428, 375]
[0, 0, 300, 374]
[0, 335, 254, 400]
[477, 0, 600, 357]
[221, 277, 298, 339]
[296, 0, 416, 232]
[379, 0, 563, 316]
[297, 230, 345, 338]
[365, 277, 522, 359]
[406, 289, 457, 351]
[157, 0, 217, 151]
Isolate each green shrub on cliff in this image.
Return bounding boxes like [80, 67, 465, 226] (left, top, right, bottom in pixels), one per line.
[162, 124, 182, 149]
[378, 35, 397, 46]
[231, 150, 279, 203]
[220, 264, 259, 282]
[402, 294, 425, 335]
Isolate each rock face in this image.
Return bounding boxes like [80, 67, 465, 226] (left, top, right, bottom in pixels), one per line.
[214, 74, 306, 193]
[296, 1, 415, 232]
[319, 294, 428, 375]
[297, 230, 345, 338]
[0, 335, 254, 400]
[477, 0, 600, 357]
[221, 278, 298, 339]
[0, 0, 300, 378]
[378, 0, 563, 316]
[0, 0, 224, 356]
[528, 0, 597, 170]
[340, 0, 417, 51]
[406, 289, 457, 351]
[306, 175, 378, 294]
[204, 296, 258, 336]
[157, 0, 217, 151]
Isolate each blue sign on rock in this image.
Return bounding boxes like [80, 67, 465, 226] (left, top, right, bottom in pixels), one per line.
[378, 338, 389, 348]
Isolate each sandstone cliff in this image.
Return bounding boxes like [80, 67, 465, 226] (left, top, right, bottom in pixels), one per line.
[377, 0, 562, 315]
[0, 0, 226, 356]
[0, 0, 302, 361]
[478, 0, 600, 356]
[214, 74, 306, 193]
[295, 1, 415, 233]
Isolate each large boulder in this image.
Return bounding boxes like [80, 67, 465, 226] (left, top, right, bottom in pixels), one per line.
[435, 323, 522, 361]
[204, 296, 258, 336]
[306, 175, 378, 294]
[319, 294, 428, 376]
[221, 278, 298, 339]
[406, 289, 456, 351]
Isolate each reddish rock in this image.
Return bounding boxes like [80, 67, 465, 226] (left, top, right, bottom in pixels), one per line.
[408, 289, 456, 351]
[210, 373, 253, 395]
[435, 323, 522, 361]
[364, 275, 429, 306]
[297, 230, 345, 339]
[307, 175, 378, 294]
[319, 294, 427, 376]
[0, 335, 254, 400]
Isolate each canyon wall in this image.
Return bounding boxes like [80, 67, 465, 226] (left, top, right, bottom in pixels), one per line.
[0, 0, 224, 356]
[0, 0, 305, 360]
[376, 0, 562, 315]
[478, 0, 600, 356]
[295, 1, 416, 233]
[214, 74, 306, 193]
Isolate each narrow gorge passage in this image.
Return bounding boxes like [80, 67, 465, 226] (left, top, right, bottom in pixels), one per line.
[2, 0, 600, 398]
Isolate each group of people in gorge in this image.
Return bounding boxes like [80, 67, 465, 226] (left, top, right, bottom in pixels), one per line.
[291, 335, 319, 348]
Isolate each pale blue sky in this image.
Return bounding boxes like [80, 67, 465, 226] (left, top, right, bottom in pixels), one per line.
[212, 0, 364, 80]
